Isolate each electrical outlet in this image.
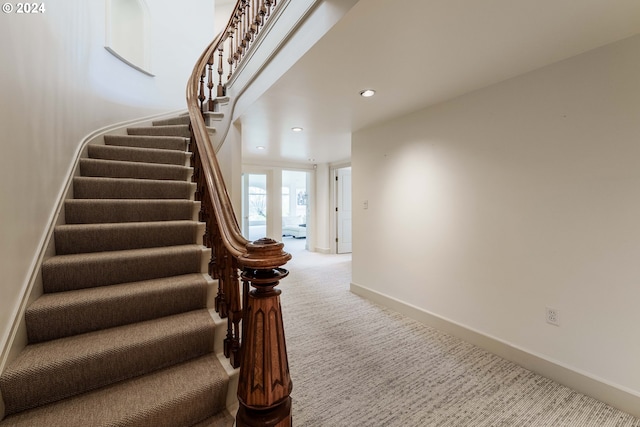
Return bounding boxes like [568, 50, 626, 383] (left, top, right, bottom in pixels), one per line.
[545, 307, 560, 326]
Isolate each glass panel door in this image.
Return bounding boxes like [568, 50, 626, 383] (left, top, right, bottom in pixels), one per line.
[282, 170, 309, 250]
[242, 173, 268, 242]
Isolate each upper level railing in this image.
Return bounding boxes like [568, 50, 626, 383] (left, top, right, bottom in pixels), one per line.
[186, 1, 292, 425]
[195, 0, 278, 111]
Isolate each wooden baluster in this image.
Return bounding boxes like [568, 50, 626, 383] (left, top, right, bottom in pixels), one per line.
[266, 0, 275, 18]
[252, 0, 260, 33]
[242, 276, 250, 329]
[239, 274, 250, 368]
[240, 3, 246, 49]
[190, 132, 200, 183]
[217, 44, 225, 97]
[188, 129, 208, 247]
[222, 251, 240, 362]
[207, 53, 215, 112]
[233, 10, 242, 66]
[258, 0, 267, 27]
[238, 1, 247, 55]
[215, 237, 228, 319]
[198, 70, 206, 112]
[207, 229, 216, 276]
[247, 0, 253, 39]
[235, 3, 242, 56]
[263, 0, 271, 19]
[227, 29, 235, 80]
[236, 238, 292, 427]
[201, 198, 211, 250]
[224, 258, 242, 368]
[244, 0, 252, 46]
[208, 216, 219, 279]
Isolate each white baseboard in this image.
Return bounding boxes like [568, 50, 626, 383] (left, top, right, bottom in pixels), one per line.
[350, 281, 640, 419]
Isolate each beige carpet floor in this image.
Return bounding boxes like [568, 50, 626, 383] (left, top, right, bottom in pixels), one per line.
[279, 243, 640, 426]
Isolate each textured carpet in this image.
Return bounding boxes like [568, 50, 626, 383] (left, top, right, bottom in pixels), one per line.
[279, 248, 640, 426]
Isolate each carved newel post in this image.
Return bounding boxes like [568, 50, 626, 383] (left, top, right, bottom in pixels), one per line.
[236, 238, 293, 427]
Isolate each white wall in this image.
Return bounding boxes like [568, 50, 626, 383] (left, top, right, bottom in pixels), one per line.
[214, 0, 235, 37]
[230, 0, 360, 121]
[352, 35, 640, 397]
[0, 0, 214, 355]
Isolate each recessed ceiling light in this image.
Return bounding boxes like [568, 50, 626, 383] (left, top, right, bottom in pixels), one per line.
[291, 127, 303, 132]
[256, 146, 265, 150]
[360, 89, 376, 97]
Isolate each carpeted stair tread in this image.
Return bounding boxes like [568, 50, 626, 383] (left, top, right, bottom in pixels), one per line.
[55, 220, 201, 254]
[26, 273, 209, 343]
[79, 158, 192, 181]
[73, 176, 195, 199]
[191, 411, 235, 427]
[127, 124, 191, 138]
[1, 310, 216, 414]
[0, 353, 228, 427]
[42, 245, 204, 293]
[104, 134, 188, 151]
[152, 116, 191, 126]
[88, 144, 189, 166]
[64, 199, 197, 224]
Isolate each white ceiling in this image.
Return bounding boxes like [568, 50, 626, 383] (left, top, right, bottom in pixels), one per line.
[239, 0, 640, 165]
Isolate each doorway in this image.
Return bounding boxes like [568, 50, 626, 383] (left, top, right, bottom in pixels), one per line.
[282, 170, 310, 254]
[242, 173, 267, 242]
[336, 167, 352, 253]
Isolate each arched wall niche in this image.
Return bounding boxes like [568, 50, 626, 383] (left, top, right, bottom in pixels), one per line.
[105, 0, 154, 76]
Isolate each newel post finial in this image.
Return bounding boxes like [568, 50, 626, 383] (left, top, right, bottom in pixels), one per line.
[236, 238, 293, 427]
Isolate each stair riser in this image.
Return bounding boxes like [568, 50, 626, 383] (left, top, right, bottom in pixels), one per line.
[26, 276, 208, 343]
[151, 116, 191, 126]
[104, 134, 188, 151]
[79, 159, 191, 181]
[42, 247, 204, 293]
[88, 145, 189, 166]
[64, 200, 197, 224]
[1, 315, 216, 414]
[73, 178, 195, 200]
[54, 222, 200, 254]
[127, 125, 191, 138]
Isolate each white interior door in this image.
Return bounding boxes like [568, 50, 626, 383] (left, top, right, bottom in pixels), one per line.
[336, 167, 352, 254]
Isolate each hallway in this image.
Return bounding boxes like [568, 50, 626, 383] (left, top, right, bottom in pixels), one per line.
[279, 250, 640, 426]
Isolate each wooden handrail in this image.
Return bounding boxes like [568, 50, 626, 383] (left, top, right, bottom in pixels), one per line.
[186, 0, 292, 426]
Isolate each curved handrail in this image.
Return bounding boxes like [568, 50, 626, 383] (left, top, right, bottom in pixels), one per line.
[186, 0, 281, 258]
[185, 1, 292, 425]
[187, 35, 248, 259]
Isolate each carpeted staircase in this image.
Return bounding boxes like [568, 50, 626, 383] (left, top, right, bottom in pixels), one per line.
[0, 116, 234, 426]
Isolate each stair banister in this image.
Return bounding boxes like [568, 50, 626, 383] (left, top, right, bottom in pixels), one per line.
[186, 0, 292, 425]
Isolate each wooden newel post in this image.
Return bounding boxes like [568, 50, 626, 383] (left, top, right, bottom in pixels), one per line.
[236, 238, 293, 427]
